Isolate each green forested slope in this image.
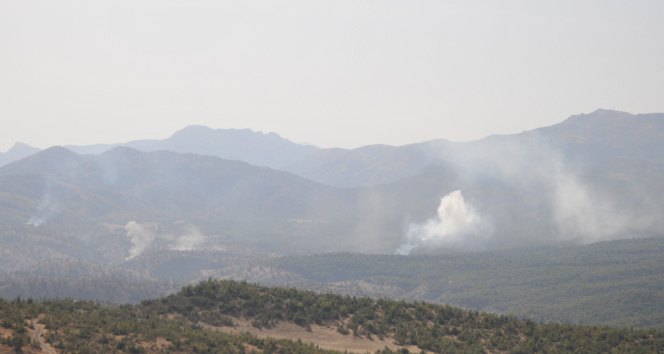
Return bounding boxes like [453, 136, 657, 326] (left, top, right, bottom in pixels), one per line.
[265, 237, 664, 328]
[2, 280, 664, 354]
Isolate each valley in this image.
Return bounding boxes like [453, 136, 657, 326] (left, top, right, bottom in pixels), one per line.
[1, 110, 664, 353]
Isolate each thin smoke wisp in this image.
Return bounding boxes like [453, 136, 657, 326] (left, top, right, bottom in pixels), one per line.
[125, 221, 154, 260]
[26, 196, 61, 227]
[396, 190, 489, 255]
[170, 225, 206, 251]
[26, 179, 62, 227]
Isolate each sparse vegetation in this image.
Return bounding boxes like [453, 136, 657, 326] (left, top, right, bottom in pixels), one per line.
[3, 280, 662, 354]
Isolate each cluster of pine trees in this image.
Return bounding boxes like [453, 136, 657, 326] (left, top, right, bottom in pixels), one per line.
[0, 280, 663, 353]
[266, 239, 664, 328]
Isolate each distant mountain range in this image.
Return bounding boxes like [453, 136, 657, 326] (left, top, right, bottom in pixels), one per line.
[0, 145, 361, 274]
[285, 109, 664, 187]
[1, 126, 320, 169]
[1, 108, 663, 269]
[65, 125, 320, 169]
[5, 109, 663, 186]
[2, 109, 664, 329]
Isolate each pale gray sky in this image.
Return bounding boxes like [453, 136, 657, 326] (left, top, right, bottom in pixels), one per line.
[1, 1, 663, 151]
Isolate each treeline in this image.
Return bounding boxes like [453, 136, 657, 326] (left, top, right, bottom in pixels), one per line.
[0, 295, 342, 354]
[265, 237, 664, 327]
[142, 280, 664, 353]
[0, 273, 178, 305]
[1, 280, 664, 353]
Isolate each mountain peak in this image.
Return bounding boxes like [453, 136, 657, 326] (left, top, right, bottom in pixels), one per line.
[7, 141, 37, 152]
[573, 109, 634, 121]
[153, 126, 315, 168]
[590, 108, 632, 115]
[0, 142, 41, 168]
[171, 125, 282, 139]
[176, 125, 216, 134]
[4, 142, 40, 155]
[0, 145, 83, 176]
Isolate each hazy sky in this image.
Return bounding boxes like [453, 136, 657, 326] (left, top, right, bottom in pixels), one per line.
[2, 1, 663, 151]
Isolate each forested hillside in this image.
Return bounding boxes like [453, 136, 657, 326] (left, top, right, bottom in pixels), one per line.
[0, 146, 358, 271]
[3, 237, 664, 328]
[1, 280, 663, 354]
[1, 111, 664, 335]
[2, 110, 664, 266]
[263, 237, 664, 328]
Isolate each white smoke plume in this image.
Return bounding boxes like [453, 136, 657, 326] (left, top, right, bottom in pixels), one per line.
[125, 221, 154, 260]
[170, 225, 206, 251]
[550, 165, 637, 243]
[26, 180, 62, 227]
[396, 190, 490, 255]
[436, 138, 658, 246]
[26, 197, 61, 227]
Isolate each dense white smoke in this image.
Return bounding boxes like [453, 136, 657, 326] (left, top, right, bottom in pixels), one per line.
[396, 190, 489, 254]
[438, 138, 657, 246]
[125, 221, 154, 260]
[170, 225, 206, 251]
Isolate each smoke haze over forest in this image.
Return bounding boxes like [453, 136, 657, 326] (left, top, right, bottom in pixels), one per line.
[3, 2, 664, 339]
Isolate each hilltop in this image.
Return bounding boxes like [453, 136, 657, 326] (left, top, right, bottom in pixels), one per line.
[1, 280, 663, 354]
[0, 142, 40, 168]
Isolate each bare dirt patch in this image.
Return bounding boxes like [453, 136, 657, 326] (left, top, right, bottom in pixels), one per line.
[0, 327, 12, 338]
[205, 318, 422, 354]
[0, 344, 47, 354]
[140, 337, 172, 353]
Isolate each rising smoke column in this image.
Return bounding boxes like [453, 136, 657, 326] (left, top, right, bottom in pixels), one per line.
[125, 221, 154, 260]
[26, 194, 61, 227]
[26, 178, 62, 227]
[396, 190, 489, 254]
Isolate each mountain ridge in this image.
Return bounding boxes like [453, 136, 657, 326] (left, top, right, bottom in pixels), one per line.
[286, 109, 664, 187]
[65, 125, 320, 169]
[0, 142, 41, 168]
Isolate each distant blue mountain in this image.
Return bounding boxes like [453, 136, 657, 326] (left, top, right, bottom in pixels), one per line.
[0, 142, 41, 168]
[65, 126, 319, 169]
[285, 109, 664, 187]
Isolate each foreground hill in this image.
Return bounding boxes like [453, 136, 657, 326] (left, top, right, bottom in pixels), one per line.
[65, 125, 319, 169]
[1, 280, 663, 354]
